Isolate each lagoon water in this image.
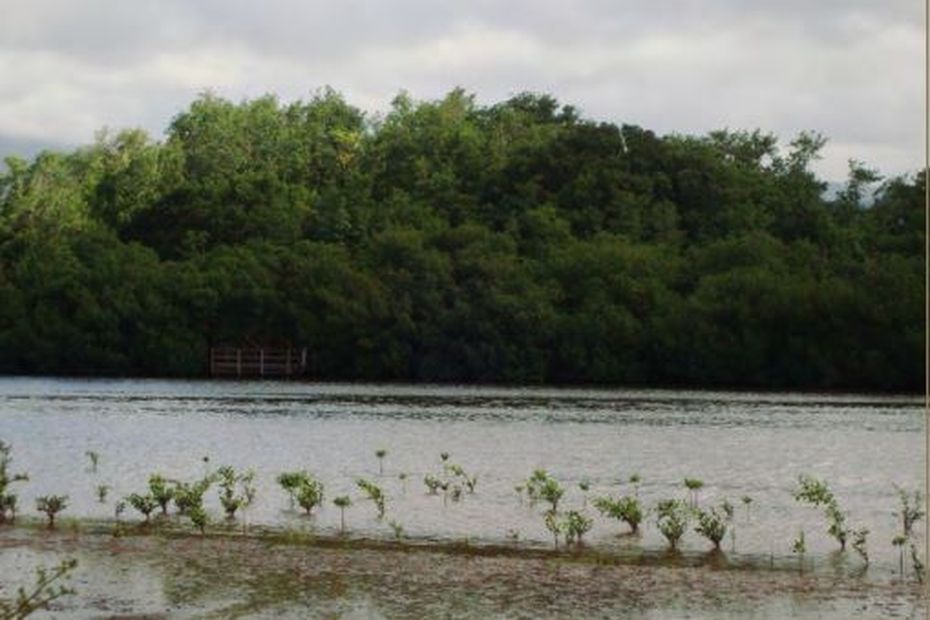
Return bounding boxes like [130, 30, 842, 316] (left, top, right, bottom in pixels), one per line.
[0, 378, 923, 574]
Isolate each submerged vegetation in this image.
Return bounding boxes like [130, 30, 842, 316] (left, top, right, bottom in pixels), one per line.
[0, 89, 921, 391]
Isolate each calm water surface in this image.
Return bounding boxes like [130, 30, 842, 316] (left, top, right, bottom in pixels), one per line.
[0, 378, 923, 573]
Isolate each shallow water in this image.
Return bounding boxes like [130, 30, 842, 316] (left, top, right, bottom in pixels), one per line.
[0, 378, 923, 574]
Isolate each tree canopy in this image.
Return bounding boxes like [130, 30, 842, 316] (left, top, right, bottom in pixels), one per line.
[0, 88, 923, 391]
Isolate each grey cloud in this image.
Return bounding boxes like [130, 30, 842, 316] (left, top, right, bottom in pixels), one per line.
[0, 0, 922, 181]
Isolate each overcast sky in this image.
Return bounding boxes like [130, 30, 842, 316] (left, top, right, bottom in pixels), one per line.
[0, 0, 923, 181]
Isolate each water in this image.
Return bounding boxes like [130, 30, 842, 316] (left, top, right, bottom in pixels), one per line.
[0, 378, 923, 573]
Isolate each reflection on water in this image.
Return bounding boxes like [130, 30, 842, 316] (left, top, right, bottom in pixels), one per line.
[0, 378, 923, 574]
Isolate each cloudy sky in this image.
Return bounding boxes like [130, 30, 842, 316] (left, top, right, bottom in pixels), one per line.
[0, 0, 923, 181]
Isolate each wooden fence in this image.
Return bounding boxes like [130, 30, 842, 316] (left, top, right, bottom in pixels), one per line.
[209, 347, 307, 379]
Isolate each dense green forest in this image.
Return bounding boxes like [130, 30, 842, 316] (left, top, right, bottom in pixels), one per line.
[0, 88, 923, 390]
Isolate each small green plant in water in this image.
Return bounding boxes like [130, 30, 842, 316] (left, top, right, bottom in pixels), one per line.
[893, 535, 908, 574]
[173, 476, 213, 516]
[424, 474, 442, 495]
[544, 510, 562, 549]
[387, 519, 404, 540]
[96, 485, 110, 503]
[656, 499, 690, 551]
[683, 478, 704, 507]
[910, 543, 924, 583]
[793, 530, 806, 573]
[375, 449, 387, 475]
[593, 495, 643, 534]
[894, 485, 924, 539]
[356, 478, 386, 519]
[148, 474, 174, 515]
[216, 466, 256, 519]
[561, 510, 593, 546]
[85, 450, 99, 473]
[741, 495, 753, 521]
[36, 495, 68, 529]
[629, 473, 641, 498]
[0, 441, 28, 524]
[333, 495, 351, 534]
[440, 452, 450, 463]
[126, 493, 157, 523]
[694, 504, 728, 550]
[295, 476, 325, 516]
[852, 528, 869, 565]
[793, 475, 850, 550]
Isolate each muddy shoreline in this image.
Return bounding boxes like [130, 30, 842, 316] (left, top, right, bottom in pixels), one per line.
[1, 521, 925, 619]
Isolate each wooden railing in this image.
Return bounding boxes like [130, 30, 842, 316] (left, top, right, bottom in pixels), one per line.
[209, 347, 307, 378]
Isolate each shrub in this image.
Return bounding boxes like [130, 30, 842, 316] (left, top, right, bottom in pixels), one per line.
[189, 505, 208, 535]
[216, 466, 256, 519]
[694, 505, 728, 550]
[561, 510, 593, 546]
[173, 477, 212, 516]
[36, 495, 68, 528]
[126, 493, 157, 522]
[294, 476, 324, 516]
[148, 474, 175, 515]
[656, 499, 690, 550]
[96, 485, 110, 503]
[0, 558, 77, 619]
[333, 496, 351, 533]
[593, 495, 643, 533]
[375, 449, 387, 475]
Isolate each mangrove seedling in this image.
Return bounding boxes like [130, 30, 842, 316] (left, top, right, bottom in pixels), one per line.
[387, 519, 404, 540]
[894, 485, 924, 539]
[333, 495, 351, 533]
[464, 474, 478, 494]
[0, 440, 28, 523]
[893, 534, 907, 574]
[96, 485, 110, 503]
[126, 493, 156, 523]
[525, 469, 550, 502]
[0, 558, 77, 620]
[852, 528, 869, 565]
[217, 466, 257, 519]
[910, 543, 924, 583]
[561, 510, 593, 546]
[629, 473, 641, 498]
[694, 505, 728, 550]
[741, 495, 753, 521]
[173, 476, 213, 516]
[36, 495, 68, 528]
[683, 478, 704, 507]
[277, 471, 312, 506]
[440, 452, 450, 463]
[544, 510, 563, 549]
[450, 485, 463, 502]
[398, 472, 408, 493]
[375, 449, 387, 475]
[721, 500, 736, 551]
[424, 474, 442, 495]
[656, 499, 690, 551]
[792, 530, 806, 573]
[114, 500, 126, 521]
[794, 475, 848, 550]
[356, 478, 386, 519]
[189, 505, 208, 535]
[85, 450, 99, 473]
[579, 480, 590, 508]
[148, 474, 175, 515]
[593, 495, 643, 534]
[295, 476, 325, 516]
[825, 501, 849, 550]
[514, 485, 524, 504]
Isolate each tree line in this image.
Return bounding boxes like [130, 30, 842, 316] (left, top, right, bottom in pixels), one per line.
[0, 88, 923, 390]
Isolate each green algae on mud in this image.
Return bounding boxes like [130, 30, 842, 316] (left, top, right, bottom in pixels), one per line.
[0, 522, 925, 620]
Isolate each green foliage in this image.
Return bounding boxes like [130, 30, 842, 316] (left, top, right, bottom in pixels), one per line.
[148, 474, 174, 515]
[894, 486, 924, 539]
[694, 505, 728, 550]
[0, 558, 77, 620]
[593, 495, 643, 533]
[189, 505, 208, 535]
[561, 510, 593, 545]
[126, 493, 156, 522]
[852, 528, 869, 565]
[794, 474, 853, 550]
[95, 485, 109, 503]
[286, 474, 324, 516]
[525, 470, 564, 512]
[0, 90, 921, 391]
[216, 465, 256, 519]
[172, 476, 213, 516]
[375, 449, 387, 475]
[35, 495, 68, 528]
[655, 499, 690, 550]
[356, 478, 386, 519]
[0, 441, 28, 523]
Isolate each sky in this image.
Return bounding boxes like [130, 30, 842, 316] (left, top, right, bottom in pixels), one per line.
[0, 0, 923, 182]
